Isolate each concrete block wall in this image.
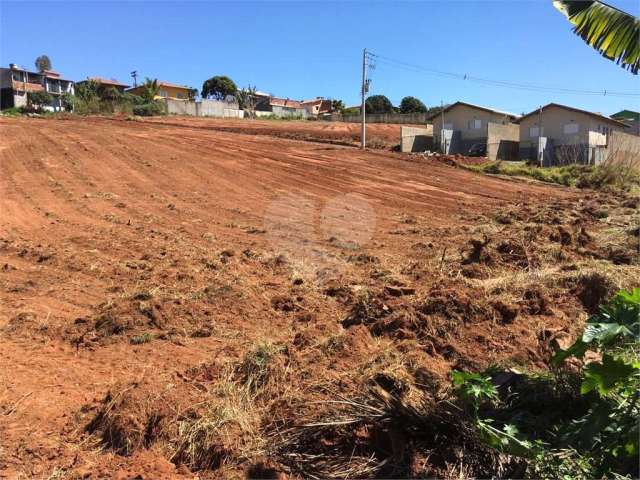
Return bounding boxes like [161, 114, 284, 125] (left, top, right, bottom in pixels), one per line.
[400, 126, 433, 152]
[487, 122, 520, 161]
[325, 112, 432, 125]
[164, 98, 243, 118]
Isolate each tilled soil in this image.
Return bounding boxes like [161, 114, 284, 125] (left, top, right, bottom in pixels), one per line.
[139, 116, 411, 148]
[0, 116, 637, 478]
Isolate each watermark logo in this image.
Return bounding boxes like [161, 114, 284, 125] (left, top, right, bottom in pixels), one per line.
[264, 192, 377, 282]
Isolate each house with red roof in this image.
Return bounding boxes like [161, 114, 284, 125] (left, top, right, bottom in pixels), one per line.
[255, 96, 307, 118]
[76, 77, 130, 93]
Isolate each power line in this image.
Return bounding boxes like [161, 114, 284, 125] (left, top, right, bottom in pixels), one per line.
[368, 51, 640, 98]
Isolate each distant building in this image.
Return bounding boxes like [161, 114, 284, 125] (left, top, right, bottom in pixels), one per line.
[255, 96, 307, 118]
[127, 80, 194, 100]
[428, 101, 519, 156]
[611, 110, 640, 136]
[76, 77, 130, 93]
[0, 63, 74, 111]
[301, 97, 332, 116]
[517, 103, 629, 165]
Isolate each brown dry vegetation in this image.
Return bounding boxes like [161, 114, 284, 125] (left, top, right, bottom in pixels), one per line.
[0, 116, 638, 478]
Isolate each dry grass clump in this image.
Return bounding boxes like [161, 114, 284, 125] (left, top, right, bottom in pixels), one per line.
[171, 373, 266, 470]
[267, 386, 520, 479]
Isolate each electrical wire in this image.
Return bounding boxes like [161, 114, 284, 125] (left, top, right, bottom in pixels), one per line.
[368, 51, 640, 98]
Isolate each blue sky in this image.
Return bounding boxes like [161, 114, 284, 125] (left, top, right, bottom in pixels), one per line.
[1, 1, 638, 115]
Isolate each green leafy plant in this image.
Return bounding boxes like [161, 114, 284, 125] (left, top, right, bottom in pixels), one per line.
[34, 54, 52, 72]
[365, 95, 394, 114]
[27, 91, 53, 111]
[553, 0, 639, 74]
[201, 75, 237, 100]
[452, 289, 640, 478]
[399, 96, 427, 114]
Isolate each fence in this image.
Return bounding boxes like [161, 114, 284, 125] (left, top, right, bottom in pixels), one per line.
[606, 130, 640, 170]
[323, 112, 432, 124]
[164, 98, 244, 119]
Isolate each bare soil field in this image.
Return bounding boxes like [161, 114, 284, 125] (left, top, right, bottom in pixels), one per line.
[139, 116, 408, 148]
[0, 116, 638, 478]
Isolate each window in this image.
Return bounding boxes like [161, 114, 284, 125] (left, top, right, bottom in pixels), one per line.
[563, 123, 579, 134]
[176, 92, 185, 99]
[468, 119, 482, 129]
[529, 126, 543, 137]
[159, 90, 168, 98]
[443, 122, 453, 130]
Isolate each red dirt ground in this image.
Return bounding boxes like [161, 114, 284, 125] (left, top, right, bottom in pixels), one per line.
[0, 116, 637, 478]
[139, 116, 413, 148]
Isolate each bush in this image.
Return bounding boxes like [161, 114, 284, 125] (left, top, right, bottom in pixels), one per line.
[452, 288, 640, 478]
[0, 107, 26, 116]
[132, 101, 166, 117]
[469, 161, 640, 191]
[60, 93, 75, 111]
[27, 91, 53, 111]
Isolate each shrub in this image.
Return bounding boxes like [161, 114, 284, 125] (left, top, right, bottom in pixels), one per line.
[452, 288, 640, 478]
[132, 101, 166, 117]
[60, 93, 75, 111]
[469, 161, 640, 191]
[27, 91, 53, 111]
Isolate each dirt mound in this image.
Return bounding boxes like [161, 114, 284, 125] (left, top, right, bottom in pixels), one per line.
[85, 377, 198, 456]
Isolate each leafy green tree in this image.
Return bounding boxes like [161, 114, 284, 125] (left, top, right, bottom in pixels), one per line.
[34, 55, 52, 72]
[236, 85, 258, 118]
[365, 95, 394, 114]
[76, 80, 99, 102]
[554, 0, 639, 74]
[201, 75, 237, 100]
[141, 78, 160, 102]
[27, 91, 53, 110]
[399, 96, 427, 114]
[331, 99, 345, 113]
[99, 86, 121, 102]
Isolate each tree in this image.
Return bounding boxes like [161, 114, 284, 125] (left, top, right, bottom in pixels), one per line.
[141, 78, 160, 102]
[201, 76, 237, 100]
[331, 99, 345, 113]
[60, 93, 75, 111]
[75, 81, 98, 102]
[99, 86, 121, 102]
[34, 55, 52, 72]
[236, 85, 258, 117]
[27, 91, 53, 110]
[399, 96, 427, 114]
[365, 95, 394, 114]
[553, 0, 639, 74]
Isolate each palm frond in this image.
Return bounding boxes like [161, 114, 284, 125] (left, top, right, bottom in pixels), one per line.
[553, 0, 640, 74]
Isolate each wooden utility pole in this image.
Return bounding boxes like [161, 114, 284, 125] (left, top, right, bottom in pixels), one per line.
[361, 48, 367, 149]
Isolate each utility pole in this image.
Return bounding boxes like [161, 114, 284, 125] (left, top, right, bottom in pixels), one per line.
[131, 70, 138, 88]
[440, 100, 445, 153]
[361, 48, 367, 149]
[538, 105, 543, 167]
